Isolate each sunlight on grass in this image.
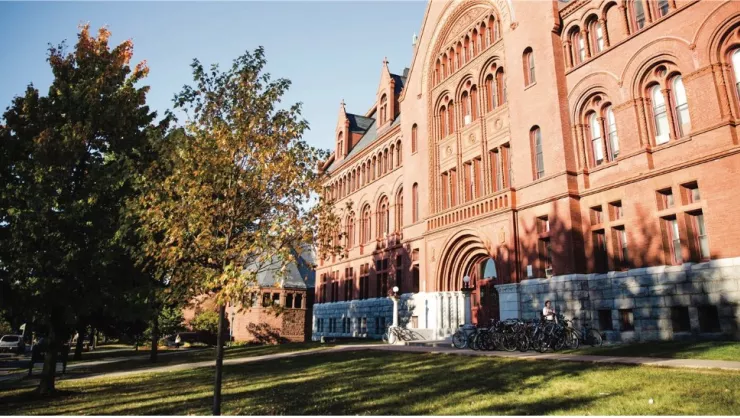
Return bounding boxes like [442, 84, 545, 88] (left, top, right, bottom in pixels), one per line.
[563, 340, 740, 361]
[1, 350, 738, 415]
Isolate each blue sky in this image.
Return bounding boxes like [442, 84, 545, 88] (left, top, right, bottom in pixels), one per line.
[0, 1, 427, 151]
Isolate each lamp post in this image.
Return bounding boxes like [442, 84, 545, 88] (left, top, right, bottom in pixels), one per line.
[391, 286, 400, 328]
[461, 275, 474, 330]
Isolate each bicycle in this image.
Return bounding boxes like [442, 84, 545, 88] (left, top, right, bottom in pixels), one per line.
[564, 319, 603, 347]
[382, 325, 405, 345]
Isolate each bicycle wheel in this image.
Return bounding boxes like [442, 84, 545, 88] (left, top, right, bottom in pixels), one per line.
[516, 334, 529, 352]
[564, 329, 579, 350]
[452, 330, 467, 349]
[535, 333, 548, 353]
[586, 329, 603, 347]
[502, 333, 517, 352]
[388, 330, 398, 345]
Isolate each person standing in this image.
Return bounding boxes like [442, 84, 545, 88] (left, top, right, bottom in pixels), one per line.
[542, 300, 558, 324]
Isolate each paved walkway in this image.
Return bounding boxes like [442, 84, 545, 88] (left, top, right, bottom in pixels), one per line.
[5, 343, 739, 386]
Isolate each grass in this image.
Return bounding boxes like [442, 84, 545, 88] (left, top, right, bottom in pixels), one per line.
[0, 349, 739, 415]
[562, 340, 740, 362]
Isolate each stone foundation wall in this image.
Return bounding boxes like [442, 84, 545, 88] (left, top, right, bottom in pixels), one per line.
[312, 295, 418, 340]
[511, 259, 740, 342]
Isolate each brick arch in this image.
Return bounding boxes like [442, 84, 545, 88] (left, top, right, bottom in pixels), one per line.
[692, 1, 740, 66]
[621, 38, 695, 97]
[454, 74, 477, 101]
[477, 55, 505, 86]
[568, 71, 622, 117]
[435, 229, 491, 292]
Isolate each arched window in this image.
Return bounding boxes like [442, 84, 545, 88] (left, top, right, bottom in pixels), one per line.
[371, 157, 377, 181]
[589, 19, 604, 54]
[435, 59, 441, 85]
[480, 23, 488, 48]
[380, 95, 388, 125]
[412, 183, 419, 223]
[464, 36, 471, 63]
[732, 49, 740, 102]
[462, 91, 471, 126]
[657, 0, 670, 17]
[346, 213, 355, 249]
[377, 196, 389, 239]
[396, 140, 402, 166]
[456, 42, 463, 68]
[632, 0, 647, 31]
[448, 100, 455, 134]
[495, 69, 506, 106]
[395, 188, 403, 231]
[488, 15, 496, 44]
[470, 86, 479, 121]
[531, 127, 545, 179]
[605, 106, 620, 159]
[439, 105, 447, 138]
[589, 112, 605, 166]
[672, 76, 690, 137]
[411, 124, 418, 153]
[485, 74, 495, 112]
[361, 205, 372, 244]
[523, 48, 535, 86]
[383, 149, 389, 174]
[651, 85, 670, 145]
[573, 30, 586, 64]
[337, 132, 344, 156]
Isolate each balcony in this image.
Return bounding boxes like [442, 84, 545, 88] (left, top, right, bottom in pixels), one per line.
[428, 189, 513, 231]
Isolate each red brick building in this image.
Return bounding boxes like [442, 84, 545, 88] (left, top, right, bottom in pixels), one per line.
[314, 0, 740, 342]
[184, 250, 315, 343]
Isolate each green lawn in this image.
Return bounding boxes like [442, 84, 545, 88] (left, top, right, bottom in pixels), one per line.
[1, 350, 739, 415]
[563, 340, 740, 362]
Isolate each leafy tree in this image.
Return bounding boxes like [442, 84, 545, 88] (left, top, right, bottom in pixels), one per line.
[191, 310, 220, 335]
[0, 25, 163, 393]
[133, 46, 340, 414]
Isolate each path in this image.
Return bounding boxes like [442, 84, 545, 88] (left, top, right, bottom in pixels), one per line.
[7, 343, 740, 386]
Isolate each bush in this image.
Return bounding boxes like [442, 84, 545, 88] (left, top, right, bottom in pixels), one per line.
[191, 310, 220, 335]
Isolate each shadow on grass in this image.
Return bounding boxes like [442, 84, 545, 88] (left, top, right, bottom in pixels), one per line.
[4, 349, 738, 415]
[563, 339, 740, 361]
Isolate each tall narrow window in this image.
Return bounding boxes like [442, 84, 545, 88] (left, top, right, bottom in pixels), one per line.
[377, 196, 389, 239]
[346, 213, 355, 249]
[657, 0, 670, 17]
[589, 112, 604, 165]
[441, 172, 450, 210]
[732, 49, 740, 102]
[672, 76, 690, 137]
[412, 183, 419, 223]
[606, 106, 619, 159]
[592, 21, 604, 53]
[380, 94, 387, 125]
[463, 162, 473, 202]
[667, 217, 682, 264]
[462, 92, 471, 126]
[396, 141, 402, 166]
[694, 213, 709, 260]
[531, 127, 545, 179]
[448, 101, 455, 135]
[361, 205, 371, 244]
[485, 74, 494, 111]
[523, 48, 535, 86]
[439, 106, 447, 138]
[450, 168, 458, 207]
[491, 149, 502, 192]
[496, 69, 505, 106]
[652, 85, 670, 145]
[502, 144, 511, 188]
[634, 0, 646, 30]
[474, 158, 483, 198]
[395, 188, 403, 231]
[471, 86, 479, 121]
[577, 32, 586, 63]
[411, 124, 418, 153]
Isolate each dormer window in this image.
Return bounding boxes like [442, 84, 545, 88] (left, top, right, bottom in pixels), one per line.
[337, 132, 344, 157]
[380, 94, 388, 125]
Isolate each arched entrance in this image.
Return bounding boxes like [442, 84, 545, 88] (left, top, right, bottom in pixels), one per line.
[468, 258, 500, 325]
[436, 230, 502, 326]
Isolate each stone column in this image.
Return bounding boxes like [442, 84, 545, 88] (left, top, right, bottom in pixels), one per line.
[619, 6, 630, 37]
[583, 30, 592, 59]
[599, 19, 610, 48]
[564, 41, 573, 69]
[661, 88, 677, 141]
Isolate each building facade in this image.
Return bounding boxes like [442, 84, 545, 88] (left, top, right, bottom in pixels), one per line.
[184, 250, 315, 344]
[314, 0, 740, 342]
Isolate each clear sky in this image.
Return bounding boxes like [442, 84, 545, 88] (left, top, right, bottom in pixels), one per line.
[0, 1, 427, 151]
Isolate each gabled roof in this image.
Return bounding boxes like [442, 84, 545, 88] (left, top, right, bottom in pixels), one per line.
[347, 113, 375, 133]
[326, 113, 401, 174]
[247, 247, 316, 290]
[391, 68, 409, 95]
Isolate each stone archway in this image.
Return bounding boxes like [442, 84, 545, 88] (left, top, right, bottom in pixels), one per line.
[436, 231, 500, 325]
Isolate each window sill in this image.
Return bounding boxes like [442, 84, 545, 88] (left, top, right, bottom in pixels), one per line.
[648, 135, 692, 153]
[524, 81, 537, 91]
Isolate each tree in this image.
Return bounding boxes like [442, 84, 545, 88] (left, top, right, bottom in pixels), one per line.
[133, 47, 340, 415]
[191, 310, 220, 335]
[0, 25, 162, 393]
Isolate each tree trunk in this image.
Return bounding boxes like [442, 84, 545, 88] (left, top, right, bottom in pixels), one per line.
[37, 323, 59, 394]
[212, 304, 227, 415]
[73, 322, 85, 360]
[150, 309, 159, 363]
[90, 328, 96, 350]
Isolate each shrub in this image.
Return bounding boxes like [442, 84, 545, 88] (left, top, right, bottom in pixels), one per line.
[191, 310, 220, 335]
